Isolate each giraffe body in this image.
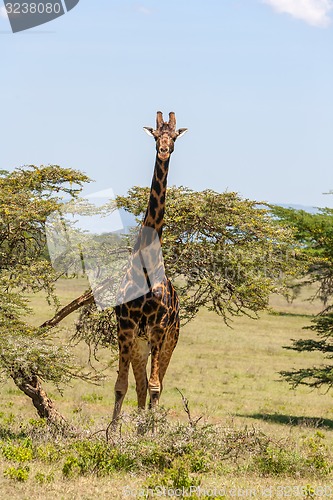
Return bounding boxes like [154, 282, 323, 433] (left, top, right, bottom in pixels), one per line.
[111, 112, 187, 428]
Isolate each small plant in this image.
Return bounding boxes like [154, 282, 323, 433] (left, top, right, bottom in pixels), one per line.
[28, 417, 47, 429]
[145, 457, 201, 495]
[3, 412, 15, 425]
[36, 443, 62, 464]
[253, 444, 303, 476]
[72, 405, 83, 414]
[62, 440, 135, 478]
[187, 451, 210, 473]
[1, 438, 33, 463]
[137, 441, 172, 471]
[303, 484, 315, 498]
[81, 392, 103, 403]
[62, 455, 81, 478]
[35, 471, 55, 484]
[302, 432, 332, 476]
[3, 465, 30, 482]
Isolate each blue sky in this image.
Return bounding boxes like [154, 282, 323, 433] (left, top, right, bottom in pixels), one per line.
[1, 0, 333, 208]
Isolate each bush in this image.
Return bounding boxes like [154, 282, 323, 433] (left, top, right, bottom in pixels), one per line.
[303, 432, 332, 476]
[62, 441, 135, 478]
[34, 471, 54, 484]
[3, 465, 30, 482]
[253, 445, 303, 476]
[1, 438, 33, 463]
[145, 457, 201, 495]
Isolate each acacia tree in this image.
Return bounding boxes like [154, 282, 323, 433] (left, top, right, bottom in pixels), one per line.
[0, 169, 307, 421]
[272, 204, 333, 390]
[281, 311, 333, 390]
[76, 187, 305, 347]
[0, 165, 93, 425]
[270, 205, 333, 304]
[120, 187, 305, 319]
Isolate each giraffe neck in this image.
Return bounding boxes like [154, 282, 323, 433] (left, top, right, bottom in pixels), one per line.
[142, 155, 170, 241]
[119, 155, 168, 303]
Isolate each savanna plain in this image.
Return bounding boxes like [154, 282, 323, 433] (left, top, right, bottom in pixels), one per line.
[1, 278, 333, 499]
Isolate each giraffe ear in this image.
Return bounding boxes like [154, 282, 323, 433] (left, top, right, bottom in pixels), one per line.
[176, 128, 188, 139]
[143, 127, 155, 137]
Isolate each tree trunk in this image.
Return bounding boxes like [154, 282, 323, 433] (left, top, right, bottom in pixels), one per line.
[8, 279, 114, 428]
[11, 370, 70, 428]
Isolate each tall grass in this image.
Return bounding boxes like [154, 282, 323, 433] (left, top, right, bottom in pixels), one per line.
[0, 279, 332, 498]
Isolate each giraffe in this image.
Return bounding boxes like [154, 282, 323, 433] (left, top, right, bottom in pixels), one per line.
[111, 111, 187, 430]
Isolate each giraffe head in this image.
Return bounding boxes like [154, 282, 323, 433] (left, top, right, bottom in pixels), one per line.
[143, 111, 188, 161]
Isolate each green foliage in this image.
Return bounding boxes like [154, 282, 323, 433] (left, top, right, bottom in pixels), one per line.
[270, 205, 333, 304]
[0, 165, 93, 392]
[145, 458, 201, 493]
[252, 432, 332, 477]
[115, 187, 303, 325]
[28, 417, 47, 429]
[62, 441, 135, 477]
[0, 164, 89, 286]
[0, 406, 332, 487]
[35, 443, 63, 464]
[281, 309, 333, 390]
[138, 441, 172, 470]
[1, 438, 33, 462]
[34, 471, 54, 484]
[303, 432, 332, 475]
[304, 485, 316, 498]
[81, 392, 104, 404]
[74, 302, 119, 360]
[253, 445, 303, 476]
[3, 465, 30, 482]
[273, 204, 333, 391]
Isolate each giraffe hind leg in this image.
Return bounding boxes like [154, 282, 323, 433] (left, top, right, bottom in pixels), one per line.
[131, 337, 150, 409]
[157, 325, 180, 398]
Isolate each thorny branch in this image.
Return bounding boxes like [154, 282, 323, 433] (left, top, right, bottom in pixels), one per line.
[177, 388, 203, 428]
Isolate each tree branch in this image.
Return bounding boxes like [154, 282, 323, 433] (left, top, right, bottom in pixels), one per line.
[40, 275, 116, 329]
[40, 289, 94, 328]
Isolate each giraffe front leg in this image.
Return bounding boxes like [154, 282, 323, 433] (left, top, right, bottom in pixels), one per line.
[148, 337, 163, 435]
[131, 338, 151, 435]
[148, 328, 164, 410]
[158, 324, 180, 393]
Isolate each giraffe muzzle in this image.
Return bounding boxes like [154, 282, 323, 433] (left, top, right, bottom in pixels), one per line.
[158, 147, 170, 160]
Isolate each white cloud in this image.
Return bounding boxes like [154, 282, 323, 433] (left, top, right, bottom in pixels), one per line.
[0, 6, 8, 18]
[136, 5, 153, 16]
[263, 0, 333, 27]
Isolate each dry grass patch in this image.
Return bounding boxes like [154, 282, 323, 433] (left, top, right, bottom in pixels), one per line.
[1, 278, 333, 497]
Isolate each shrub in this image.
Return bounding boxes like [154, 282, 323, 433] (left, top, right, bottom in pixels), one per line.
[35, 443, 63, 464]
[145, 457, 201, 495]
[253, 445, 303, 476]
[35, 471, 55, 484]
[1, 438, 33, 463]
[3, 465, 30, 482]
[62, 440, 135, 478]
[303, 432, 332, 476]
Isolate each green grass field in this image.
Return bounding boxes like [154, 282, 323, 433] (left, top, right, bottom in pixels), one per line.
[1, 279, 333, 499]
